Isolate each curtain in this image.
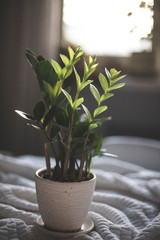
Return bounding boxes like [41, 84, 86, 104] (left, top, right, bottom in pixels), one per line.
[0, 0, 62, 155]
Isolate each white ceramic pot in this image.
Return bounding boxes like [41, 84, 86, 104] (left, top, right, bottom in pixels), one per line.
[35, 168, 96, 232]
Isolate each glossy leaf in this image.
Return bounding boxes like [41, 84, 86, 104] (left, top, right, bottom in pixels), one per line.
[94, 135, 102, 155]
[37, 55, 45, 62]
[94, 106, 107, 118]
[27, 123, 40, 130]
[15, 110, 35, 121]
[93, 116, 112, 127]
[76, 51, 84, 58]
[100, 93, 114, 102]
[67, 104, 79, 126]
[79, 80, 93, 92]
[90, 84, 100, 104]
[55, 107, 69, 127]
[56, 87, 71, 106]
[110, 75, 127, 85]
[50, 124, 60, 138]
[33, 101, 45, 121]
[110, 68, 121, 79]
[89, 123, 98, 131]
[82, 104, 92, 122]
[105, 68, 111, 80]
[74, 67, 81, 92]
[84, 60, 88, 73]
[88, 56, 93, 66]
[64, 67, 73, 79]
[25, 50, 38, 71]
[60, 54, 70, 66]
[72, 121, 89, 138]
[85, 64, 98, 80]
[98, 73, 108, 93]
[108, 83, 126, 92]
[43, 105, 56, 128]
[51, 59, 63, 78]
[68, 46, 74, 60]
[37, 60, 58, 95]
[43, 81, 55, 102]
[61, 88, 73, 107]
[73, 97, 84, 110]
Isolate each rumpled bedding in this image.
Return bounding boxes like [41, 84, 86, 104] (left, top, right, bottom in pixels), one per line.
[0, 153, 160, 240]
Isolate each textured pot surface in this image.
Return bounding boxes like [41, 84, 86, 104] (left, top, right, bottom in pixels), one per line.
[35, 168, 96, 232]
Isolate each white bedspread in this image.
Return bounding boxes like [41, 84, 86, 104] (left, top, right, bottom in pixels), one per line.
[0, 153, 160, 240]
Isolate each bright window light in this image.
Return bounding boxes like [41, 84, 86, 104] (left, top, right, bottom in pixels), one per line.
[62, 0, 154, 56]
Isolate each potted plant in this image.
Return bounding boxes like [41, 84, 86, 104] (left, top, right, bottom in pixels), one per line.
[15, 46, 126, 234]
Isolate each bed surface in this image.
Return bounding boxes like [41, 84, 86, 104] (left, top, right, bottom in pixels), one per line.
[0, 150, 160, 240]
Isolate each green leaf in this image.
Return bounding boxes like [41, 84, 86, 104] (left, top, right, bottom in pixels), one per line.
[74, 67, 81, 92]
[73, 97, 84, 110]
[50, 124, 60, 138]
[33, 101, 45, 121]
[94, 135, 102, 155]
[51, 59, 63, 78]
[76, 51, 84, 58]
[108, 83, 126, 92]
[37, 55, 45, 62]
[43, 105, 56, 128]
[68, 46, 74, 60]
[67, 104, 79, 126]
[56, 87, 71, 106]
[43, 81, 55, 102]
[94, 106, 107, 118]
[82, 104, 92, 123]
[37, 60, 58, 95]
[60, 54, 70, 66]
[74, 46, 82, 58]
[98, 73, 108, 93]
[79, 80, 93, 92]
[27, 123, 40, 130]
[88, 56, 93, 66]
[100, 93, 114, 102]
[105, 68, 111, 80]
[61, 88, 73, 107]
[72, 121, 89, 138]
[89, 123, 98, 131]
[15, 110, 35, 121]
[110, 75, 127, 85]
[110, 68, 121, 79]
[25, 50, 38, 72]
[55, 107, 69, 128]
[64, 67, 73, 79]
[85, 64, 98, 79]
[94, 116, 112, 127]
[84, 61, 89, 80]
[90, 84, 100, 104]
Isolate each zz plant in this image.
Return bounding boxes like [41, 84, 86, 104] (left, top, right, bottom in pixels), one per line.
[15, 46, 126, 182]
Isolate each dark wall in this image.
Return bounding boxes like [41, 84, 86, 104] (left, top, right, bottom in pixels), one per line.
[0, 0, 62, 155]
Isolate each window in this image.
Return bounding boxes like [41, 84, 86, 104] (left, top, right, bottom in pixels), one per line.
[62, 0, 154, 56]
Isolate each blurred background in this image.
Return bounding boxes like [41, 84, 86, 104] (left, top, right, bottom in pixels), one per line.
[0, 0, 160, 156]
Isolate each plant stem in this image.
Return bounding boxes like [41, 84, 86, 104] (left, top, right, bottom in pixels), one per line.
[63, 90, 80, 180]
[78, 131, 89, 181]
[44, 143, 51, 176]
[63, 112, 74, 179]
[37, 121, 59, 169]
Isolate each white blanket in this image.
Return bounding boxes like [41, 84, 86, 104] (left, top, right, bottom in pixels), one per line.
[0, 153, 160, 240]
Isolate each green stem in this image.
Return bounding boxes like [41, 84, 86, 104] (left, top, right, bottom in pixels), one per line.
[78, 131, 89, 181]
[44, 143, 51, 176]
[63, 111, 74, 179]
[37, 121, 59, 168]
[63, 89, 80, 179]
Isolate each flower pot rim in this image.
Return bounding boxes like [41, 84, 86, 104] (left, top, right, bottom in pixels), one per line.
[35, 168, 96, 184]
